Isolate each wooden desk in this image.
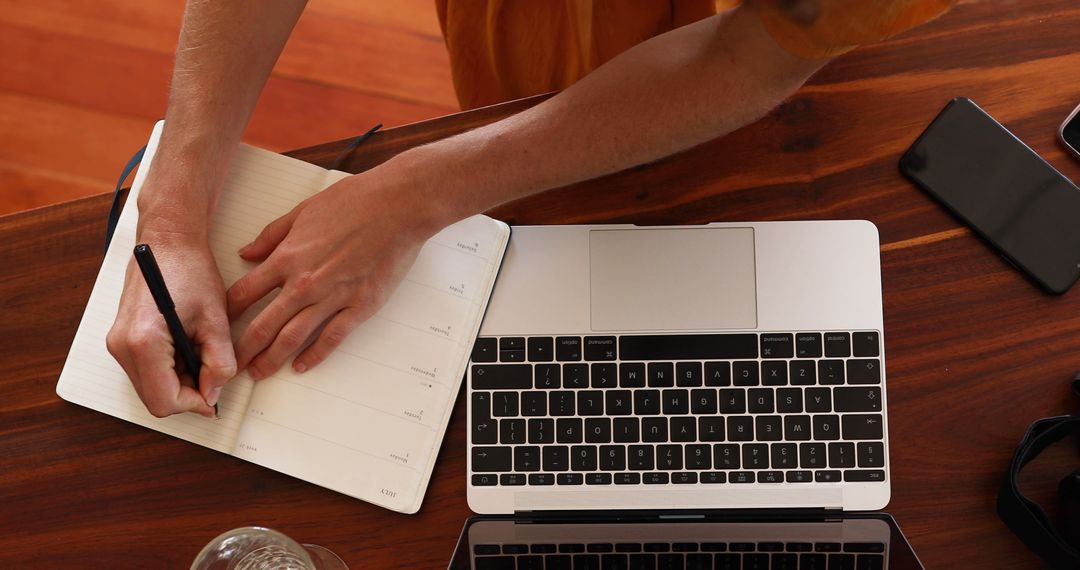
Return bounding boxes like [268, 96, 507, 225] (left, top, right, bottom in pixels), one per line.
[4, 1, 1080, 567]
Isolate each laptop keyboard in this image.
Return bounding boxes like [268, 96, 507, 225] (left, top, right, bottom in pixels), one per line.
[469, 332, 886, 487]
[470, 540, 887, 570]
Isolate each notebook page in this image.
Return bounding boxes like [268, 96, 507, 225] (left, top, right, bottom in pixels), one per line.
[232, 215, 508, 514]
[56, 121, 252, 453]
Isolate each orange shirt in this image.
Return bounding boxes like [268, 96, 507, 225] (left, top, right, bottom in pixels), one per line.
[436, 0, 954, 110]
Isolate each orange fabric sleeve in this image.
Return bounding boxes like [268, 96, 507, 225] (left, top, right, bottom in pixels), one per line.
[755, 0, 955, 60]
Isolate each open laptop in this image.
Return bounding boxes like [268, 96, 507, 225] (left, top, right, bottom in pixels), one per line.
[466, 221, 890, 515]
[448, 511, 924, 569]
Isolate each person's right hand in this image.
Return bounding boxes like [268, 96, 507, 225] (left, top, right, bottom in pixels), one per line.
[107, 231, 237, 418]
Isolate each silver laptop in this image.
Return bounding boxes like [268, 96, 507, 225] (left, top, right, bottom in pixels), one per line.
[467, 221, 889, 515]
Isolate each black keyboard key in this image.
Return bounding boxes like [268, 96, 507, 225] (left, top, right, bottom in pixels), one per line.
[475, 556, 515, 570]
[719, 389, 746, 414]
[585, 336, 618, 360]
[818, 360, 844, 385]
[473, 364, 531, 389]
[790, 360, 817, 385]
[699, 417, 726, 441]
[644, 544, 670, 553]
[500, 349, 526, 362]
[587, 472, 613, 485]
[620, 363, 646, 387]
[733, 361, 759, 386]
[629, 445, 655, 470]
[619, 334, 757, 360]
[823, 332, 851, 357]
[472, 473, 497, 486]
[701, 471, 726, 483]
[716, 553, 740, 570]
[805, 388, 832, 412]
[614, 417, 640, 443]
[829, 554, 855, 570]
[588, 544, 615, 553]
[528, 337, 554, 362]
[557, 418, 583, 443]
[492, 391, 519, 417]
[756, 416, 783, 441]
[600, 445, 626, 471]
[561, 544, 587, 553]
[518, 555, 543, 570]
[500, 418, 525, 444]
[500, 337, 525, 351]
[635, 390, 662, 415]
[815, 470, 842, 483]
[796, 333, 822, 358]
[592, 363, 618, 388]
[551, 391, 576, 415]
[677, 362, 703, 386]
[472, 338, 498, 362]
[828, 442, 856, 468]
[615, 544, 642, 554]
[529, 473, 555, 485]
[544, 446, 569, 471]
[578, 391, 605, 416]
[813, 415, 841, 441]
[748, 389, 774, 413]
[705, 361, 732, 386]
[800, 443, 827, 469]
[691, 389, 718, 414]
[760, 470, 783, 483]
[606, 391, 633, 416]
[474, 544, 501, 555]
[643, 472, 669, 484]
[786, 470, 813, 483]
[772, 443, 798, 468]
[648, 363, 675, 387]
[784, 415, 812, 441]
[787, 543, 813, 552]
[727, 416, 754, 441]
[852, 331, 880, 357]
[800, 553, 827, 570]
[761, 333, 794, 358]
[743, 443, 769, 469]
[657, 445, 683, 470]
[858, 442, 886, 468]
[515, 446, 541, 471]
[615, 472, 641, 485]
[846, 359, 881, 384]
[473, 401, 498, 445]
[845, 543, 886, 553]
[845, 470, 886, 482]
[685, 444, 711, 469]
[585, 418, 612, 443]
[730, 471, 755, 483]
[686, 553, 712, 569]
[762, 361, 787, 385]
[835, 387, 882, 412]
[777, 388, 803, 413]
[472, 446, 512, 472]
[571, 445, 598, 471]
[857, 555, 885, 570]
[663, 389, 689, 414]
[558, 473, 584, 485]
[565, 364, 590, 388]
[842, 414, 884, 440]
[773, 553, 798, 570]
[642, 417, 668, 442]
[536, 363, 561, 389]
[671, 417, 696, 442]
[521, 391, 547, 416]
[556, 337, 582, 361]
[714, 444, 740, 469]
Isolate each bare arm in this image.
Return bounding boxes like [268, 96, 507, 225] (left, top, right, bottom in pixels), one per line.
[226, 4, 831, 379]
[108, 0, 306, 417]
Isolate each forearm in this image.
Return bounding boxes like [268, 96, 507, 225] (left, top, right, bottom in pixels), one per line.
[139, 0, 306, 236]
[398, 4, 827, 230]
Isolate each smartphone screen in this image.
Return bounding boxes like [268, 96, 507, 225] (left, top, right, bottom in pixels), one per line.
[900, 97, 1080, 294]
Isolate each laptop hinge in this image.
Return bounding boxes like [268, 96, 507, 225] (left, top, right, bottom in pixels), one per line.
[512, 508, 843, 524]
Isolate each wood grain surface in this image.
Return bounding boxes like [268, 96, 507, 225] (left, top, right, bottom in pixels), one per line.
[3, 1, 1080, 567]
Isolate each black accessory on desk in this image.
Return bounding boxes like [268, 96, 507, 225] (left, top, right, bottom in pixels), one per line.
[998, 372, 1080, 569]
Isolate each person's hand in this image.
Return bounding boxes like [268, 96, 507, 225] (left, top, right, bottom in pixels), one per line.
[226, 169, 443, 380]
[107, 232, 236, 418]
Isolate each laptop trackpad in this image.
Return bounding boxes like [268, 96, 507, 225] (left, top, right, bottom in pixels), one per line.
[589, 228, 757, 331]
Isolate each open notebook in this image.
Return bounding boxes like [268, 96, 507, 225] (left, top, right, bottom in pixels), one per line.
[56, 121, 510, 514]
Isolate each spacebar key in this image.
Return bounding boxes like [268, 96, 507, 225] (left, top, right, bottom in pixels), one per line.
[620, 334, 758, 360]
[471, 364, 532, 389]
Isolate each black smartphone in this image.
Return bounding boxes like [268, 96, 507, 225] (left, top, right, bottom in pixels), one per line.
[1060, 102, 1080, 160]
[899, 97, 1080, 294]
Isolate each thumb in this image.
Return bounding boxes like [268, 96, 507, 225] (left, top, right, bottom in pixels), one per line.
[194, 309, 237, 407]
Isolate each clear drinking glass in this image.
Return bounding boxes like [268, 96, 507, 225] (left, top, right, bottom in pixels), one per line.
[191, 527, 348, 570]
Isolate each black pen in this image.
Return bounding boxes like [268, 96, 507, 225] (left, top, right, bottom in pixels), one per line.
[133, 243, 217, 417]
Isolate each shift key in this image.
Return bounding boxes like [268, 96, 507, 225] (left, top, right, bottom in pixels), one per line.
[834, 387, 882, 412]
[472, 364, 532, 389]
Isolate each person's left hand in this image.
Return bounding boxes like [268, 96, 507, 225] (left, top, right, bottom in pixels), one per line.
[226, 168, 444, 379]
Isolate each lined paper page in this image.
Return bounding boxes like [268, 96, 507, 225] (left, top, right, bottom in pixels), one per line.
[233, 214, 508, 513]
[56, 121, 252, 453]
